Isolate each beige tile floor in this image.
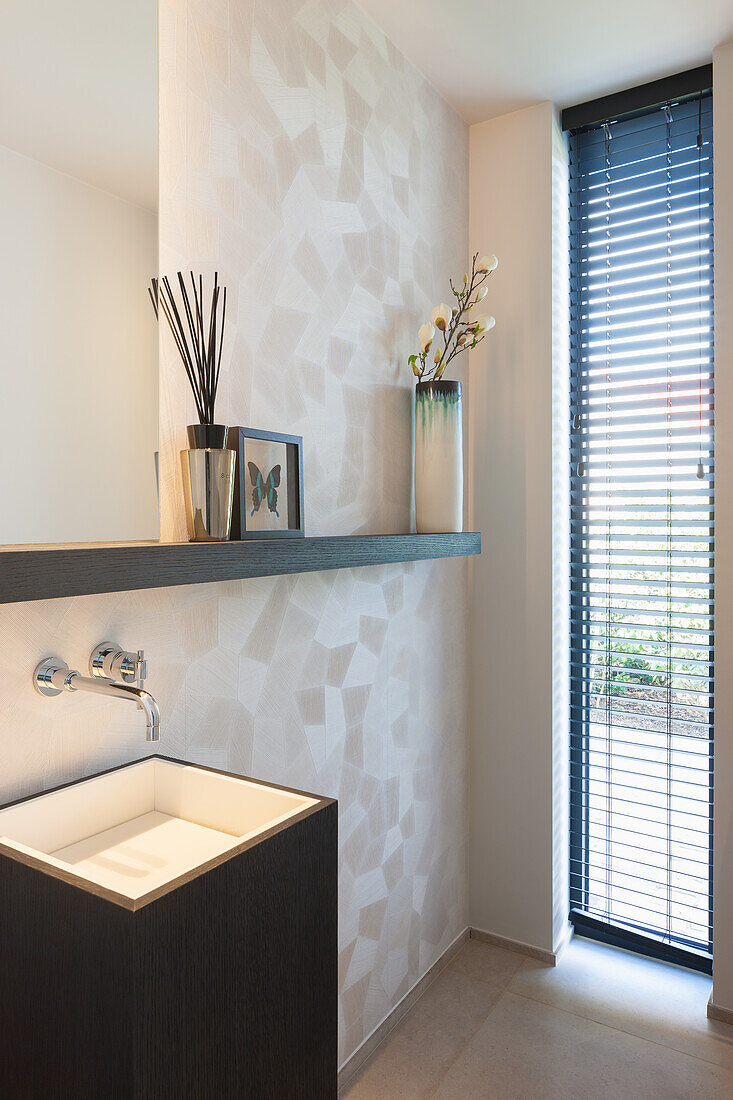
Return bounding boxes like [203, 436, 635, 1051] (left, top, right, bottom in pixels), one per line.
[342, 937, 733, 1099]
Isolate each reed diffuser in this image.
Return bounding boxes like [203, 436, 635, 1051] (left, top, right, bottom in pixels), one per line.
[149, 272, 228, 448]
[149, 272, 235, 542]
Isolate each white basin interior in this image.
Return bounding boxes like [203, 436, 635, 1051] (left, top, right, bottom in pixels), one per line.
[0, 759, 317, 900]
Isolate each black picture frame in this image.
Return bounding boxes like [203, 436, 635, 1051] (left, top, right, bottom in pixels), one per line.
[227, 426, 304, 540]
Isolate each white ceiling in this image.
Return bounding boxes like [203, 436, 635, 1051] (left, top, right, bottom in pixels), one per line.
[356, 0, 733, 124]
[0, 0, 157, 210]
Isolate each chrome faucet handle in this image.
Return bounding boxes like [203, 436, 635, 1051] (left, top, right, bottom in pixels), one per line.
[134, 649, 148, 693]
[89, 641, 147, 692]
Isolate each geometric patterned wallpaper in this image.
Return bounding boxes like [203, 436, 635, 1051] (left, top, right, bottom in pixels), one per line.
[158, 0, 469, 544]
[0, 0, 469, 1066]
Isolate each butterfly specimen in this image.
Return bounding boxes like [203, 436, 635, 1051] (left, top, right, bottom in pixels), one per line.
[248, 461, 281, 517]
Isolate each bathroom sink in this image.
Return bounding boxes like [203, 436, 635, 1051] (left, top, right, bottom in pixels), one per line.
[0, 755, 337, 1096]
[0, 755, 319, 907]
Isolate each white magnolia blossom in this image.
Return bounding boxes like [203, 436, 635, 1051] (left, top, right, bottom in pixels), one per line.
[430, 302, 451, 332]
[475, 315, 496, 335]
[476, 254, 499, 274]
[419, 321, 435, 353]
[408, 251, 497, 382]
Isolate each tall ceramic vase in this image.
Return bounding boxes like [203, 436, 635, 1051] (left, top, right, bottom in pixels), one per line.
[414, 380, 463, 533]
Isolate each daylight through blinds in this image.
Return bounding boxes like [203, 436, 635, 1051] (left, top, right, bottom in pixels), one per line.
[568, 91, 714, 961]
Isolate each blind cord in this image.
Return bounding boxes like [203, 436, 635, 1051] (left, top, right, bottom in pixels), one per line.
[665, 102, 673, 948]
[697, 92, 705, 480]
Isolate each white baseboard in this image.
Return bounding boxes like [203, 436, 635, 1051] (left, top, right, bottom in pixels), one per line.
[707, 996, 733, 1026]
[337, 927, 470, 1093]
[470, 924, 569, 966]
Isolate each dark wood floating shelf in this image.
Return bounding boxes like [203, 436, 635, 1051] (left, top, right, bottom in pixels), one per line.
[0, 532, 480, 604]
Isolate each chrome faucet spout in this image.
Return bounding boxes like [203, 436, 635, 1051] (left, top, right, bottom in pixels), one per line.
[34, 658, 161, 742]
[65, 674, 161, 742]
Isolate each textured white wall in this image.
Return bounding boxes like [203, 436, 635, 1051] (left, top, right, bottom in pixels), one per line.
[158, 0, 470, 544]
[468, 102, 567, 955]
[0, 0, 470, 1066]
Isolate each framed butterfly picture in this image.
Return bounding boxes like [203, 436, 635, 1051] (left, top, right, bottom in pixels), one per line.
[227, 426, 304, 540]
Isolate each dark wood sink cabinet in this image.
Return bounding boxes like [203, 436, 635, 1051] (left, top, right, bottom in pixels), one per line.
[0, 757, 338, 1098]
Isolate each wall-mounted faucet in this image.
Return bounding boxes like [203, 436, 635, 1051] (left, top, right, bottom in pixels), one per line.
[34, 640, 160, 742]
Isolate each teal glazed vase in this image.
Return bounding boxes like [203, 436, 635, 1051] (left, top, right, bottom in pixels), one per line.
[414, 380, 463, 533]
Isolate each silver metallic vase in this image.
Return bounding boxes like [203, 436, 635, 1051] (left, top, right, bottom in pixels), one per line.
[180, 448, 236, 542]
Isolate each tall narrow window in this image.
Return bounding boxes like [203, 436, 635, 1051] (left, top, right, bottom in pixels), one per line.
[568, 84, 714, 970]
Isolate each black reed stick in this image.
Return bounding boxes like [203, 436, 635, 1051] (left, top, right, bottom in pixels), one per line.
[149, 271, 228, 426]
[160, 274, 207, 424]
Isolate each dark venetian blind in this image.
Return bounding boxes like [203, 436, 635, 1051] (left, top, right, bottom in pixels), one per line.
[568, 90, 714, 967]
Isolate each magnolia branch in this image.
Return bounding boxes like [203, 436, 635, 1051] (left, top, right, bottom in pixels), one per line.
[409, 252, 497, 383]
